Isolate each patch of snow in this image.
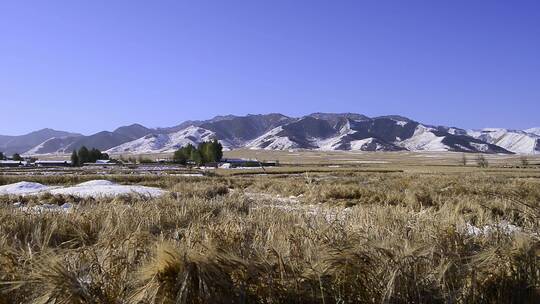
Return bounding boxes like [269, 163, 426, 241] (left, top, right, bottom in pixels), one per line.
[470, 142, 489, 152]
[317, 134, 348, 150]
[350, 138, 380, 150]
[0, 180, 166, 198]
[50, 180, 166, 198]
[23, 139, 50, 155]
[463, 221, 522, 236]
[16, 202, 74, 214]
[396, 121, 407, 126]
[77, 180, 116, 187]
[0, 182, 52, 195]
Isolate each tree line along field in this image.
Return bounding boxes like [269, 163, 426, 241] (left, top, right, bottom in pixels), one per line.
[0, 154, 539, 303]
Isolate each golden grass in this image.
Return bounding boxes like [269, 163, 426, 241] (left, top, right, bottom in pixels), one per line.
[0, 168, 538, 303]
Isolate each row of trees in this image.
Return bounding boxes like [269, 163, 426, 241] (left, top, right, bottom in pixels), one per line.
[173, 139, 223, 165]
[0, 152, 22, 161]
[71, 146, 109, 166]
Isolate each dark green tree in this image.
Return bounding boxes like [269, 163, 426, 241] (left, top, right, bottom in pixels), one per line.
[71, 150, 80, 167]
[198, 141, 210, 163]
[78, 146, 90, 164]
[212, 139, 223, 162]
[173, 144, 196, 165]
[12, 153, 23, 161]
[173, 150, 188, 165]
[174, 141, 222, 165]
[190, 149, 203, 165]
[0, 152, 4, 160]
[89, 148, 102, 163]
[198, 139, 223, 163]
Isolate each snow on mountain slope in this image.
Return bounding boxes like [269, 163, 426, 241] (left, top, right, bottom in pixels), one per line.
[349, 138, 398, 151]
[247, 119, 405, 152]
[106, 126, 227, 154]
[13, 113, 534, 155]
[23, 136, 79, 155]
[525, 127, 540, 136]
[467, 128, 539, 154]
[399, 125, 448, 151]
[246, 127, 300, 150]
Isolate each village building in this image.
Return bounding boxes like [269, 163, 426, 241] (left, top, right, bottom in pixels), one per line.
[0, 160, 28, 167]
[34, 160, 72, 167]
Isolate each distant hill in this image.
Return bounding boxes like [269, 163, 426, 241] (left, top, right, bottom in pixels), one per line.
[9, 113, 539, 156]
[0, 129, 81, 155]
[20, 124, 154, 155]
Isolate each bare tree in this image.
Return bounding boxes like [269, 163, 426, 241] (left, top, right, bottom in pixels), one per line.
[476, 154, 489, 168]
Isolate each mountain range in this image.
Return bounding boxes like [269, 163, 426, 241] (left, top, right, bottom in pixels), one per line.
[1, 113, 538, 156]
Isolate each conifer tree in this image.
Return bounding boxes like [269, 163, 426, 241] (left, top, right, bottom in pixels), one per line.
[71, 150, 79, 167]
[12, 153, 23, 161]
[78, 146, 90, 164]
[190, 149, 203, 165]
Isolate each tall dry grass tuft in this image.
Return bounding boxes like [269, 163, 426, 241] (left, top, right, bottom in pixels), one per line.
[131, 242, 246, 304]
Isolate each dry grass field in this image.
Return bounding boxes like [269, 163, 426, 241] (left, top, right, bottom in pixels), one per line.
[0, 151, 539, 303]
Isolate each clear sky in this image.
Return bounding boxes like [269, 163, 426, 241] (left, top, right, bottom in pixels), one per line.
[1, 0, 539, 135]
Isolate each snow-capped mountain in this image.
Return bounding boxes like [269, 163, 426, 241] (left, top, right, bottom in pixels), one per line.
[105, 126, 229, 154]
[0, 129, 81, 155]
[467, 128, 540, 154]
[525, 127, 540, 136]
[12, 113, 538, 155]
[24, 136, 80, 155]
[22, 124, 155, 155]
[243, 115, 508, 153]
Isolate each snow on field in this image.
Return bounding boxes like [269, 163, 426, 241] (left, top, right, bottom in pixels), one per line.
[463, 221, 522, 236]
[0, 182, 53, 195]
[14, 202, 74, 213]
[50, 180, 166, 197]
[244, 191, 352, 222]
[0, 180, 165, 198]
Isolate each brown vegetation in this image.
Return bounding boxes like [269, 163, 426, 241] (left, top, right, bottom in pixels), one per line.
[0, 170, 538, 303]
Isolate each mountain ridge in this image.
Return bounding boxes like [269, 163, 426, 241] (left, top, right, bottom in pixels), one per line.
[2, 114, 537, 156]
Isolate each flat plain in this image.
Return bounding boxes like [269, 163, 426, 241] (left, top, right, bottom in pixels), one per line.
[0, 150, 539, 303]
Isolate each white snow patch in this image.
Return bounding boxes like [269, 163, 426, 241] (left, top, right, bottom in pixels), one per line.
[50, 180, 166, 198]
[470, 142, 489, 152]
[0, 182, 52, 195]
[0, 180, 166, 198]
[396, 121, 407, 126]
[16, 202, 74, 214]
[463, 221, 522, 236]
[349, 138, 383, 151]
[77, 180, 116, 186]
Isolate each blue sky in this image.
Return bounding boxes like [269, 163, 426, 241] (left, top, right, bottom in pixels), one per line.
[1, 0, 539, 135]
